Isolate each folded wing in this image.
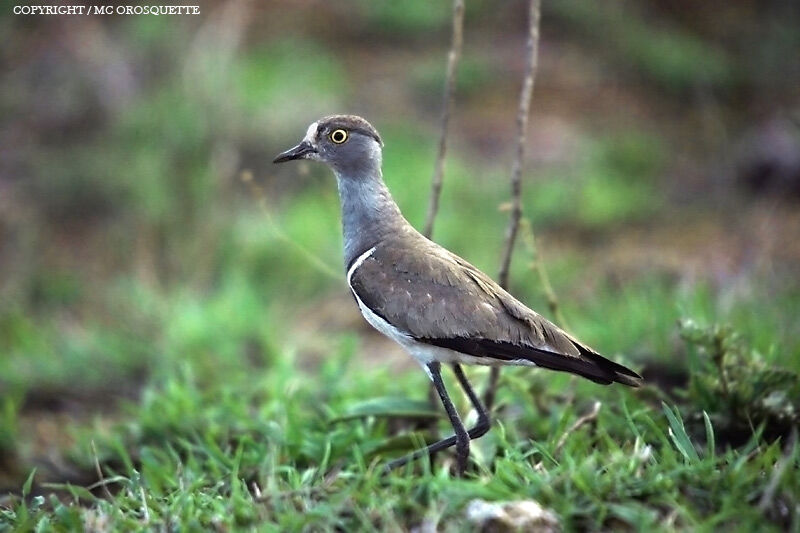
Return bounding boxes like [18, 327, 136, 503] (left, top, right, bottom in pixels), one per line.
[348, 235, 641, 387]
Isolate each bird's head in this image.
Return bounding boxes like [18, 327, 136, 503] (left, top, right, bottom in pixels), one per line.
[273, 115, 383, 176]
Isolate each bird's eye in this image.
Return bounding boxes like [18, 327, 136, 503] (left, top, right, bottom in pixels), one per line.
[329, 129, 348, 144]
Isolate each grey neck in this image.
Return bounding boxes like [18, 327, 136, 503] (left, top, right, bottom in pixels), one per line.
[335, 169, 408, 268]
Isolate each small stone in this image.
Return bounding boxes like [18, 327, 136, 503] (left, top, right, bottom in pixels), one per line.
[466, 498, 560, 533]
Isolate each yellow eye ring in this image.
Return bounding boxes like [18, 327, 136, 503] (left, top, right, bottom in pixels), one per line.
[330, 129, 348, 144]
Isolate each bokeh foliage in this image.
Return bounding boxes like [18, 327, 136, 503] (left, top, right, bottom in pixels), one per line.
[1, 0, 799, 530]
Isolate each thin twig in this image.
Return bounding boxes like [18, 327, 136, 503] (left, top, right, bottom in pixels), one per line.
[423, 0, 465, 239]
[90, 440, 113, 501]
[242, 170, 339, 281]
[555, 401, 601, 454]
[426, 0, 466, 410]
[520, 218, 570, 332]
[485, 0, 542, 410]
[497, 1, 541, 289]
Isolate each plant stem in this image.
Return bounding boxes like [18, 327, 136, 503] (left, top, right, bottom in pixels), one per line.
[423, 0, 465, 240]
[485, 0, 542, 410]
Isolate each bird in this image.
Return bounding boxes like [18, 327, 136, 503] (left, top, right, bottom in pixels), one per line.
[273, 115, 642, 476]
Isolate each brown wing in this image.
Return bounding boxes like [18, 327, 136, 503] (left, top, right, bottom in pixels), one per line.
[348, 235, 641, 387]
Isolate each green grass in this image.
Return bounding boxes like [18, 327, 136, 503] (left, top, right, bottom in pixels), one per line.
[2, 260, 798, 530]
[2, 314, 798, 530]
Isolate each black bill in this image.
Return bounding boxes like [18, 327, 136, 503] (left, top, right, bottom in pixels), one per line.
[273, 141, 316, 163]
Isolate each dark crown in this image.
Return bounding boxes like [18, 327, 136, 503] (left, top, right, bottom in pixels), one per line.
[317, 115, 383, 145]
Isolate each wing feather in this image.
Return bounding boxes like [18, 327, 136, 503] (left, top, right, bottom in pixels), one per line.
[348, 235, 641, 387]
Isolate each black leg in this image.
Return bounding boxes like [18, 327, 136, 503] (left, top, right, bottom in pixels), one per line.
[384, 363, 492, 475]
[432, 362, 470, 474]
[452, 364, 491, 440]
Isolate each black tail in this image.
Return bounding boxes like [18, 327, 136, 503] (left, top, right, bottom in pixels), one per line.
[423, 337, 643, 387]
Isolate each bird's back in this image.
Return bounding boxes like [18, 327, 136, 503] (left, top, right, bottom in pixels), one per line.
[348, 230, 642, 387]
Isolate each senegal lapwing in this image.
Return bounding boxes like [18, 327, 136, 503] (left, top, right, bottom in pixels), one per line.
[274, 115, 641, 475]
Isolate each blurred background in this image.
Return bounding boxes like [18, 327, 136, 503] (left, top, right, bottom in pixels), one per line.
[1, 0, 799, 515]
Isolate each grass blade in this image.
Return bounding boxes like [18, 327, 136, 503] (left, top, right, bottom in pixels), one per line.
[331, 397, 440, 423]
[22, 468, 36, 498]
[702, 411, 715, 459]
[662, 403, 699, 463]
